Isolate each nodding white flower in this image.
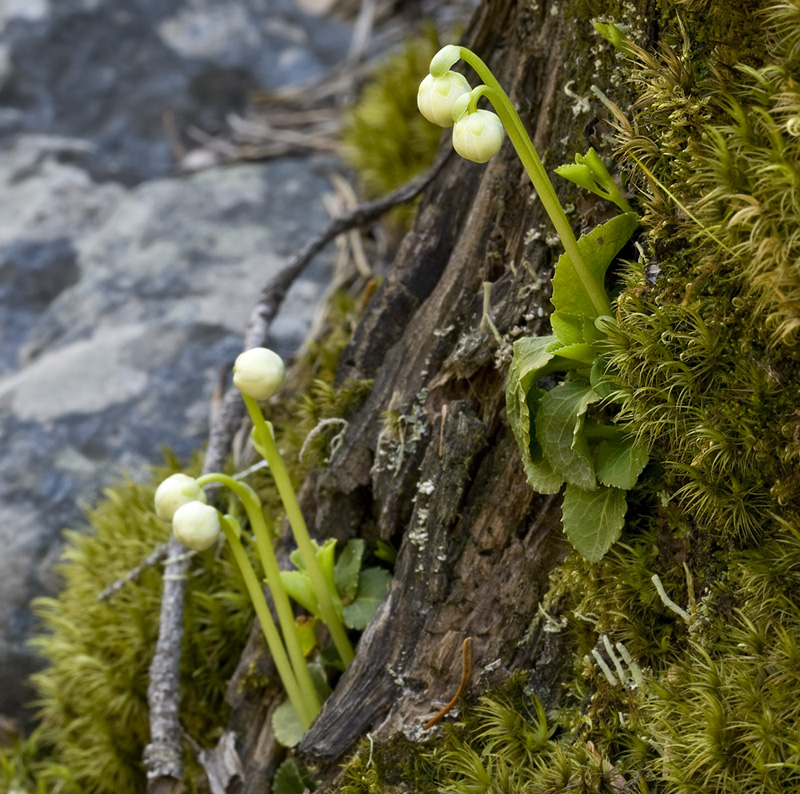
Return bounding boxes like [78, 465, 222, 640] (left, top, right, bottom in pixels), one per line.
[155, 473, 207, 521]
[233, 347, 286, 401]
[172, 501, 221, 552]
[417, 71, 472, 128]
[452, 108, 505, 163]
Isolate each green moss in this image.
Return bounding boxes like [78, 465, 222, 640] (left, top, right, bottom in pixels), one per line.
[603, 0, 800, 547]
[337, 673, 649, 794]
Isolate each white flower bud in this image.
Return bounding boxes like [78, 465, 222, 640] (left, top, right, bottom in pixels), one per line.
[154, 473, 207, 521]
[417, 71, 471, 128]
[452, 109, 505, 163]
[233, 347, 286, 401]
[172, 501, 221, 552]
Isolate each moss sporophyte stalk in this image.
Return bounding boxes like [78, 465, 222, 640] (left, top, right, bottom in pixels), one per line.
[419, 46, 645, 562]
[156, 348, 390, 742]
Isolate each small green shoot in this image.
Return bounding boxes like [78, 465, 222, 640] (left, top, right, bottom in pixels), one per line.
[281, 538, 392, 636]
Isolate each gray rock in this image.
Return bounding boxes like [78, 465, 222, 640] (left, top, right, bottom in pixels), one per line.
[0, 0, 351, 182]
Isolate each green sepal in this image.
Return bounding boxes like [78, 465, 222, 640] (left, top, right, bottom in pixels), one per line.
[551, 212, 639, 320]
[536, 381, 600, 490]
[343, 567, 392, 630]
[562, 483, 627, 562]
[595, 434, 649, 490]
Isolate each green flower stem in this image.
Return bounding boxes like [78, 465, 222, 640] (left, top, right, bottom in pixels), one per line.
[242, 395, 356, 666]
[217, 515, 314, 729]
[458, 46, 612, 319]
[196, 472, 321, 722]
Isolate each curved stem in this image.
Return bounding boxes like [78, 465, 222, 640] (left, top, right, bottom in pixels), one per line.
[197, 472, 321, 723]
[458, 47, 611, 318]
[242, 396, 355, 666]
[218, 517, 313, 729]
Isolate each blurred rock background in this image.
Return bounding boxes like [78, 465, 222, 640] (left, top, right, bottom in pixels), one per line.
[0, 0, 473, 721]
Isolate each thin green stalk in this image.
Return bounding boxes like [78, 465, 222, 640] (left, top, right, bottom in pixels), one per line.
[458, 47, 612, 318]
[197, 472, 321, 722]
[218, 516, 313, 729]
[242, 395, 355, 666]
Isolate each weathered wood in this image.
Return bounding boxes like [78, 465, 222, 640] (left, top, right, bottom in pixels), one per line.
[226, 0, 635, 783]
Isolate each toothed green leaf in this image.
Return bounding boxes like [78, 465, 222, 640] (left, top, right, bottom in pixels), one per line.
[554, 161, 596, 191]
[551, 212, 639, 319]
[506, 337, 565, 494]
[316, 538, 339, 606]
[550, 311, 584, 346]
[592, 21, 637, 57]
[548, 342, 595, 364]
[279, 570, 319, 617]
[273, 759, 308, 794]
[536, 381, 600, 490]
[562, 484, 627, 562]
[335, 538, 364, 603]
[595, 435, 649, 490]
[343, 567, 391, 630]
[272, 663, 332, 748]
[272, 700, 305, 748]
[589, 357, 617, 400]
